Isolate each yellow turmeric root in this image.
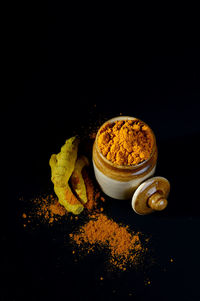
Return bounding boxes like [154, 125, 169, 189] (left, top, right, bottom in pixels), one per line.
[49, 137, 84, 215]
[71, 156, 89, 204]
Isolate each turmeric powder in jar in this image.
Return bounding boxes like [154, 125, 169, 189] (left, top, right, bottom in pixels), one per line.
[97, 119, 154, 166]
[92, 117, 158, 200]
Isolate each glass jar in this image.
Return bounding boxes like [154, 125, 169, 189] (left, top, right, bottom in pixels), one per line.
[92, 116, 158, 200]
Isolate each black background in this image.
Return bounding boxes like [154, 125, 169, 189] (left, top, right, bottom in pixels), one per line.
[2, 4, 200, 301]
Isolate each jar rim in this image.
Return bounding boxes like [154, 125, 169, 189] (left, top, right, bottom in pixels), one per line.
[95, 116, 157, 170]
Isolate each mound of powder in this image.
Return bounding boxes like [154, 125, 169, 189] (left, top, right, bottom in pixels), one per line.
[70, 213, 146, 271]
[98, 119, 154, 166]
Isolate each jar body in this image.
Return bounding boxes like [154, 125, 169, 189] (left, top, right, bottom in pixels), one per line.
[92, 116, 158, 200]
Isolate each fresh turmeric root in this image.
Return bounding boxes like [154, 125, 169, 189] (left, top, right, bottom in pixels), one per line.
[49, 136, 84, 215]
[71, 156, 89, 204]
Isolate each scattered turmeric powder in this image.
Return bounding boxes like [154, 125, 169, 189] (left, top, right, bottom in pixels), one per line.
[70, 213, 145, 271]
[22, 194, 67, 226]
[36, 195, 67, 223]
[98, 119, 154, 166]
[49, 201, 66, 216]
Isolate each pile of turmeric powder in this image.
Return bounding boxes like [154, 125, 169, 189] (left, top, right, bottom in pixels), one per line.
[70, 213, 147, 271]
[98, 119, 154, 166]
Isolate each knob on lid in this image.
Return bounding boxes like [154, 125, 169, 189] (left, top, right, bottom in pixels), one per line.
[132, 176, 170, 215]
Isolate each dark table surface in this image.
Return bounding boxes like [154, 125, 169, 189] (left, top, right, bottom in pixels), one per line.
[2, 8, 200, 300]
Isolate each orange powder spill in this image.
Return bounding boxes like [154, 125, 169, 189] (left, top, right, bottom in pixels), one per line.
[70, 213, 146, 271]
[49, 202, 66, 216]
[22, 194, 67, 226]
